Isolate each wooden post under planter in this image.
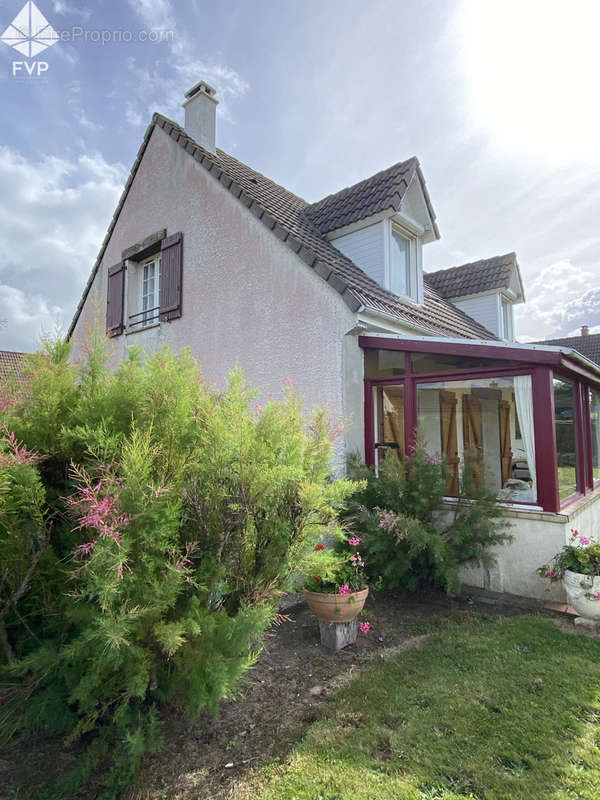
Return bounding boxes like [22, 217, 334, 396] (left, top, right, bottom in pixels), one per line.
[304, 588, 368, 650]
[318, 619, 358, 650]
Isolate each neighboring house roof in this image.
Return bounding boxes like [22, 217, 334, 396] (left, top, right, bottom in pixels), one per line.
[425, 252, 523, 301]
[532, 332, 600, 367]
[68, 114, 496, 342]
[0, 350, 27, 381]
[303, 157, 440, 238]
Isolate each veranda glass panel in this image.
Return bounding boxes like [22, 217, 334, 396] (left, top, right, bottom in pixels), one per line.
[591, 389, 600, 482]
[364, 349, 405, 378]
[554, 378, 578, 500]
[417, 376, 536, 502]
[411, 352, 509, 374]
[374, 385, 405, 468]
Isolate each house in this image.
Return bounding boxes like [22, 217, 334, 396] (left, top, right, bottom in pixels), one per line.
[533, 326, 600, 368]
[68, 81, 600, 604]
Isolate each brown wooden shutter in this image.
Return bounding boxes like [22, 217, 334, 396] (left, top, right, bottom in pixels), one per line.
[106, 261, 126, 337]
[462, 394, 483, 488]
[160, 232, 183, 321]
[440, 390, 459, 495]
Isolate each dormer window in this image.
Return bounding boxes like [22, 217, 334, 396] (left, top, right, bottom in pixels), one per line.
[502, 299, 514, 341]
[390, 226, 413, 298]
[388, 223, 420, 302]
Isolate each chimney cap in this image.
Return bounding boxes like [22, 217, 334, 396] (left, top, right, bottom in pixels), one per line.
[581, 325, 590, 336]
[184, 80, 218, 101]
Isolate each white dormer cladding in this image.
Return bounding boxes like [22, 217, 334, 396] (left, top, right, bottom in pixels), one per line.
[327, 175, 435, 306]
[450, 291, 516, 341]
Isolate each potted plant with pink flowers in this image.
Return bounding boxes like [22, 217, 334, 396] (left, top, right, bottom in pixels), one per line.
[302, 534, 369, 628]
[538, 529, 600, 625]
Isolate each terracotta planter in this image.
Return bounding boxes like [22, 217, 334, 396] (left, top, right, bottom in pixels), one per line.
[563, 569, 600, 623]
[303, 587, 369, 623]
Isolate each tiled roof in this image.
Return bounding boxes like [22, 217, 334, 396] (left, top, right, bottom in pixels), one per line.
[426, 253, 517, 299]
[68, 114, 496, 342]
[303, 157, 439, 237]
[0, 350, 27, 381]
[532, 333, 600, 367]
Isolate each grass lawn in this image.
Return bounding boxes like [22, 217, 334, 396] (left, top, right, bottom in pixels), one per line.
[239, 615, 600, 800]
[557, 466, 577, 500]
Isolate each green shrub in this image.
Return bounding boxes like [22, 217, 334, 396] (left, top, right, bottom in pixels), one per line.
[345, 449, 511, 594]
[0, 335, 358, 798]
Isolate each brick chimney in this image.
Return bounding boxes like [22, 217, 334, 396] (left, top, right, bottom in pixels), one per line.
[581, 325, 590, 337]
[183, 80, 218, 154]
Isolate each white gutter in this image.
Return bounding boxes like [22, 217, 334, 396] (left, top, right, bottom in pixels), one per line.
[356, 305, 444, 338]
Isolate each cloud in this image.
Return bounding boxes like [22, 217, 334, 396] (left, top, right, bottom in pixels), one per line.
[125, 101, 143, 127]
[515, 260, 600, 341]
[66, 81, 103, 132]
[127, 0, 175, 31]
[51, 1, 92, 20]
[0, 146, 126, 352]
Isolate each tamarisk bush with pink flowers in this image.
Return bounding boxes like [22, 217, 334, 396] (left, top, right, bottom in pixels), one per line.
[0, 333, 357, 798]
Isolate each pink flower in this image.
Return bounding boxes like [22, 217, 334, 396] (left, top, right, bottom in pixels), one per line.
[593, 592, 600, 601]
[425, 450, 443, 465]
[349, 555, 357, 563]
[378, 511, 398, 532]
[75, 541, 96, 558]
[348, 537, 361, 546]
[580, 537, 591, 546]
[65, 465, 129, 545]
[0, 431, 40, 466]
[338, 584, 351, 595]
[378, 635, 384, 642]
[546, 570, 555, 577]
[571, 529, 579, 537]
[359, 621, 370, 633]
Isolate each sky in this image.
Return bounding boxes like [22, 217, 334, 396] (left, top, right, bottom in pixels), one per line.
[1, 0, 599, 352]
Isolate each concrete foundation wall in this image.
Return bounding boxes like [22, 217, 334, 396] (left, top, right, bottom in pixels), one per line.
[442, 491, 600, 602]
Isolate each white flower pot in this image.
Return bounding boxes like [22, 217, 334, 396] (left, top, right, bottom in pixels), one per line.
[563, 569, 600, 624]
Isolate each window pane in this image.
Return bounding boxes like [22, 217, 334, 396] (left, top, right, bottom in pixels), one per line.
[390, 230, 410, 296]
[141, 259, 159, 324]
[554, 378, 577, 500]
[591, 389, 600, 482]
[364, 349, 405, 378]
[417, 375, 536, 502]
[411, 352, 509, 374]
[375, 384, 404, 468]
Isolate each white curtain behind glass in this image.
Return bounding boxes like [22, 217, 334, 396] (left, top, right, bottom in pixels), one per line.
[514, 375, 537, 502]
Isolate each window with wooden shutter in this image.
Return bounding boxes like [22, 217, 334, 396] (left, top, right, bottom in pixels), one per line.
[106, 261, 126, 337]
[159, 232, 183, 322]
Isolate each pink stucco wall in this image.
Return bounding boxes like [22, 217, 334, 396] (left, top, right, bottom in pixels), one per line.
[70, 126, 362, 459]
